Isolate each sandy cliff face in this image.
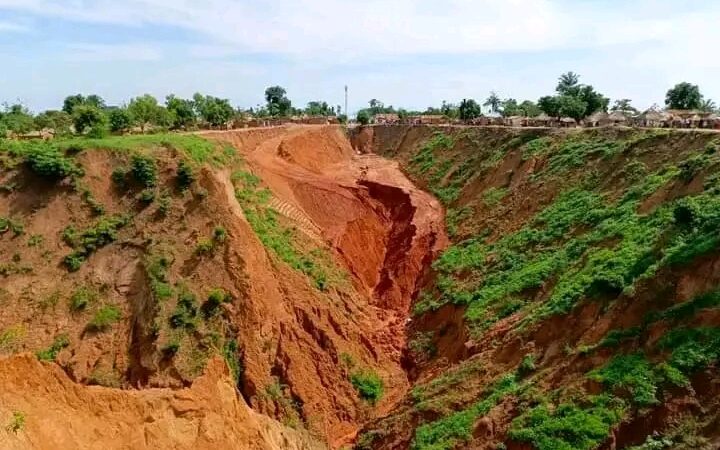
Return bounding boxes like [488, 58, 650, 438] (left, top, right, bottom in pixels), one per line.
[0, 354, 321, 450]
[0, 125, 446, 448]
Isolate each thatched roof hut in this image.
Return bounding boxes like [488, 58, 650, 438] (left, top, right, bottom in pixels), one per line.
[585, 111, 610, 127]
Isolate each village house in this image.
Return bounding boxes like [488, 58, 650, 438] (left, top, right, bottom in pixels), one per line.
[374, 113, 400, 125]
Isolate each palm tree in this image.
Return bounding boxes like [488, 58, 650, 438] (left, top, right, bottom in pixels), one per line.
[699, 98, 717, 113]
[484, 91, 501, 115]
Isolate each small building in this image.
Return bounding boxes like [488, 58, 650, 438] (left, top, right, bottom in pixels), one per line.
[634, 109, 670, 128]
[607, 111, 628, 126]
[419, 115, 447, 125]
[585, 111, 611, 127]
[529, 113, 556, 127]
[504, 116, 530, 127]
[559, 117, 577, 128]
[374, 113, 399, 125]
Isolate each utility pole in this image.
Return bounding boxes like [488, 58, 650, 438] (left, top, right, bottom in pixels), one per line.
[344, 85, 348, 121]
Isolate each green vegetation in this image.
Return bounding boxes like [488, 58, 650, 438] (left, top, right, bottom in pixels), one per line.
[146, 252, 174, 301]
[350, 369, 384, 405]
[62, 215, 130, 271]
[130, 154, 158, 187]
[176, 159, 195, 190]
[202, 288, 232, 317]
[5, 411, 25, 433]
[415, 141, 720, 335]
[169, 290, 199, 330]
[0, 216, 24, 236]
[509, 395, 626, 450]
[412, 373, 521, 450]
[482, 187, 508, 207]
[233, 169, 342, 291]
[36, 334, 70, 362]
[86, 305, 121, 331]
[0, 325, 26, 353]
[69, 285, 98, 311]
[222, 339, 242, 384]
[588, 353, 660, 406]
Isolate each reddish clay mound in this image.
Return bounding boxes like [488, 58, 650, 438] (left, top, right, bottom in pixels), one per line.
[0, 354, 321, 450]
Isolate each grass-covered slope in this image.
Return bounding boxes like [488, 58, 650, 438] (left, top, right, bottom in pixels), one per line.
[357, 126, 720, 450]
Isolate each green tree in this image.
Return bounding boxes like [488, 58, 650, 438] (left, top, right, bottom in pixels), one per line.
[610, 99, 638, 115]
[193, 94, 234, 127]
[699, 98, 717, 113]
[484, 91, 501, 115]
[305, 101, 334, 116]
[458, 99, 481, 121]
[557, 95, 587, 121]
[356, 110, 370, 125]
[0, 103, 35, 135]
[108, 107, 132, 133]
[72, 104, 107, 134]
[518, 100, 541, 117]
[578, 85, 609, 117]
[34, 110, 72, 135]
[127, 94, 163, 133]
[556, 71, 581, 96]
[165, 95, 196, 129]
[62, 94, 105, 114]
[500, 98, 519, 117]
[538, 95, 561, 117]
[264, 86, 292, 117]
[665, 82, 703, 110]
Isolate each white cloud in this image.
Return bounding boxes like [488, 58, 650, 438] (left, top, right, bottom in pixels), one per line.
[2, 0, 715, 57]
[64, 43, 162, 61]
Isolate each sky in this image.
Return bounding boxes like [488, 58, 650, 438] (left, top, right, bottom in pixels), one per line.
[0, 0, 719, 114]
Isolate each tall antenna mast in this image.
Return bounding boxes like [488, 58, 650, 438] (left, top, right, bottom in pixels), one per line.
[344, 85, 348, 120]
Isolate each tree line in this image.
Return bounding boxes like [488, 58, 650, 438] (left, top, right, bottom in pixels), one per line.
[0, 85, 346, 137]
[355, 73, 718, 124]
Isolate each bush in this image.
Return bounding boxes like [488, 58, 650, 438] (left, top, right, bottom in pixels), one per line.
[25, 144, 80, 179]
[519, 354, 537, 377]
[213, 226, 227, 243]
[194, 238, 214, 255]
[176, 159, 195, 190]
[87, 305, 121, 331]
[137, 188, 155, 204]
[36, 334, 70, 361]
[62, 215, 130, 271]
[111, 167, 128, 187]
[350, 369, 384, 404]
[69, 286, 97, 311]
[508, 395, 626, 450]
[130, 154, 157, 187]
[169, 291, 198, 329]
[6, 411, 25, 433]
[202, 288, 231, 317]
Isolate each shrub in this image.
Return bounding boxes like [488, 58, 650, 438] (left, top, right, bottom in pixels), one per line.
[194, 238, 214, 255]
[111, 167, 128, 187]
[161, 339, 180, 356]
[508, 395, 626, 450]
[5, 411, 25, 433]
[25, 144, 80, 179]
[176, 159, 195, 190]
[519, 354, 537, 377]
[157, 194, 171, 216]
[62, 215, 130, 271]
[169, 291, 198, 329]
[130, 154, 157, 187]
[137, 188, 155, 204]
[350, 369, 384, 404]
[222, 339, 242, 384]
[588, 353, 660, 406]
[69, 286, 97, 311]
[86, 305, 121, 331]
[213, 226, 227, 243]
[202, 288, 231, 317]
[36, 334, 70, 361]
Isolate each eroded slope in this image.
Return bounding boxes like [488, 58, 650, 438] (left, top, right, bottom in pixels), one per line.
[354, 126, 720, 450]
[0, 126, 445, 448]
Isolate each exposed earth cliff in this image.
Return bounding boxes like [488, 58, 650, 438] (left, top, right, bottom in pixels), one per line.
[3, 124, 720, 450]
